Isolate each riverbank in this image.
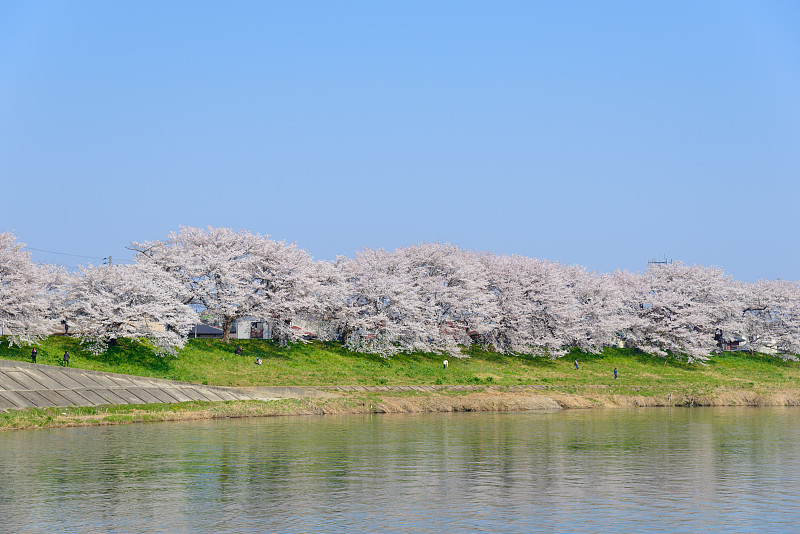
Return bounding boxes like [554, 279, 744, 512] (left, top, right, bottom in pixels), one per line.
[4, 383, 800, 431]
[2, 336, 799, 430]
[2, 337, 799, 390]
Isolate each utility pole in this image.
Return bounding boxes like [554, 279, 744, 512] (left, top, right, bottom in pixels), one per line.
[648, 256, 673, 266]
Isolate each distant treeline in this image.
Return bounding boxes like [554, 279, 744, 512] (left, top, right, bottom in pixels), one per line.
[2, 227, 798, 361]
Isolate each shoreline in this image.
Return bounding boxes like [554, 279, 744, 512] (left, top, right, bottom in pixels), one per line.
[4, 386, 800, 431]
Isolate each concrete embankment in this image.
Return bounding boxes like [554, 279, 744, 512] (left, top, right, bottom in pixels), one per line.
[0, 359, 278, 411]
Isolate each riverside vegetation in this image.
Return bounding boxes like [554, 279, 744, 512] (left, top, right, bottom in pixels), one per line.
[2, 336, 800, 430]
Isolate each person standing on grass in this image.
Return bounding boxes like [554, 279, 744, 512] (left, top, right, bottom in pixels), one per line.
[31, 347, 37, 363]
[614, 367, 618, 380]
[574, 359, 579, 371]
[63, 351, 70, 367]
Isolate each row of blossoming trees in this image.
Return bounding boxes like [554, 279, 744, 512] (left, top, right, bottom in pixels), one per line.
[2, 227, 799, 362]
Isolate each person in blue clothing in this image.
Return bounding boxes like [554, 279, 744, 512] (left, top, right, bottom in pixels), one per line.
[574, 359, 579, 371]
[614, 367, 618, 380]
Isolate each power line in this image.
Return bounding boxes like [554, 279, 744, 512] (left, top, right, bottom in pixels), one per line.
[23, 247, 105, 260]
[24, 247, 133, 263]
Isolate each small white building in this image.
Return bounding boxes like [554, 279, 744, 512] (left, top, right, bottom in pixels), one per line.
[234, 319, 269, 340]
[234, 316, 321, 340]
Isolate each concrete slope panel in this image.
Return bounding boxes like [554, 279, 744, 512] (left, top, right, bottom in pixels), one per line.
[110, 389, 147, 404]
[106, 376, 139, 388]
[74, 389, 116, 406]
[204, 388, 239, 401]
[18, 369, 67, 390]
[193, 388, 225, 402]
[143, 388, 181, 403]
[179, 387, 216, 401]
[0, 397, 18, 411]
[126, 388, 162, 404]
[37, 390, 75, 407]
[37, 368, 86, 390]
[79, 374, 118, 389]
[64, 373, 107, 389]
[56, 389, 96, 407]
[0, 373, 27, 391]
[0, 391, 34, 408]
[4, 371, 47, 390]
[17, 391, 55, 408]
[162, 389, 195, 402]
[91, 389, 134, 405]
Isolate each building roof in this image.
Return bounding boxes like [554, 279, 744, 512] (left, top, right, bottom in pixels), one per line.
[190, 324, 224, 336]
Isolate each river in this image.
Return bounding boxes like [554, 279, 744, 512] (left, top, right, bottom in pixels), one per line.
[1, 407, 798, 533]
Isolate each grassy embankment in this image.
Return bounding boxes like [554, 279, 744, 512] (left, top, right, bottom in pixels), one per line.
[2, 336, 800, 430]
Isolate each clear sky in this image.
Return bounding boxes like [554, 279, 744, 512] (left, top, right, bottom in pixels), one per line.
[1, 1, 799, 281]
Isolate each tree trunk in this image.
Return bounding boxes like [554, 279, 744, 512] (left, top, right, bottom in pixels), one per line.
[340, 325, 352, 345]
[280, 318, 292, 347]
[222, 317, 233, 344]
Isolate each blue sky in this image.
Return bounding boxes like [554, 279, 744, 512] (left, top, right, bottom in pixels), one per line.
[1, 1, 798, 281]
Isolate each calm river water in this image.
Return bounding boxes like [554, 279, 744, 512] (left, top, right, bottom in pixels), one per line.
[1, 407, 799, 533]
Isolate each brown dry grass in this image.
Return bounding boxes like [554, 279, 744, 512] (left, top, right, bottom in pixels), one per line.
[6, 387, 800, 431]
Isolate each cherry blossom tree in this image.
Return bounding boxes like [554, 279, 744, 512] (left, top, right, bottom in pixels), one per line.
[331, 248, 419, 357]
[732, 279, 800, 356]
[131, 226, 320, 344]
[326, 244, 496, 357]
[0, 232, 62, 346]
[132, 227, 269, 343]
[314, 257, 348, 344]
[564, 266, 626, 353]
[480, 254, 583, 357]
[250, 237, 325, 345]
[64, 263, 199, 355]
[396, 243, 495, 356]
[777, 281, 800, 356]
[617, 262, 738, 362]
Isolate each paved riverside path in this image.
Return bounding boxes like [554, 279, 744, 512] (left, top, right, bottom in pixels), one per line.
[0, 359, 293, 412]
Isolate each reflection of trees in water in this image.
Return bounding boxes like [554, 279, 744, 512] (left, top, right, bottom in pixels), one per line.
[2, 409, 800, 531]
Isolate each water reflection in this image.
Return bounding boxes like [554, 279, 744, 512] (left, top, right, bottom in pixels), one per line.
[1, 408, 799, 533]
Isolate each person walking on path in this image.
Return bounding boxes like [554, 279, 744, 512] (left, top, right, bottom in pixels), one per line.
[574, 359, 579, 371]
[63, 351, 70, 367]
[614, 367, 618, 380]
[31, 347, 37, 364]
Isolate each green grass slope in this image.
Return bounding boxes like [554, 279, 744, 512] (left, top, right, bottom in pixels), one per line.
[1, 336, 799, 396]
